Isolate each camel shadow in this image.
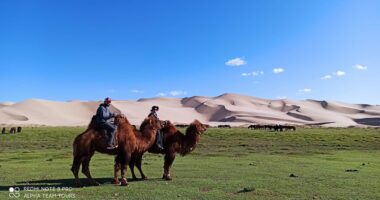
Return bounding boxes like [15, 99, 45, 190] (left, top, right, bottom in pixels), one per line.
[0, 177, 166, 191]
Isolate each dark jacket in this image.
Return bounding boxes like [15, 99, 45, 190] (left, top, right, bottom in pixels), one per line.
[96, 104, 115, 123]
[148, 111, 159, 120]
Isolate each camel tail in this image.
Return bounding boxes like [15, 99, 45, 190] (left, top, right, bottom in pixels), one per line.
[71, 134, 83, 171]
[72, 134, 81, 156]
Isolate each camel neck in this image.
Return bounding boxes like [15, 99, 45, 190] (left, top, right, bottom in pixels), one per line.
[180, 131, 199, 155]
[185, 133, 198, 146]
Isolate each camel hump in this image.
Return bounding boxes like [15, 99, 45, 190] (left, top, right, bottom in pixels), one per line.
[87, 115, 98, 129]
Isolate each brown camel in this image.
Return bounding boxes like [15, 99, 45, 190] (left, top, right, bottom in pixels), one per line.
[112, 119, 168, 186]
[128, 120, 207, 180]
[70, 114, 161, 187]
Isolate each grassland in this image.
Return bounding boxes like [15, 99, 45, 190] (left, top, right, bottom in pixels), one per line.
[0, 127, 380, 199]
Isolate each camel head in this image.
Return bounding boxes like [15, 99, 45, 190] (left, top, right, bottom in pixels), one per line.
[189, 120, 207, 135]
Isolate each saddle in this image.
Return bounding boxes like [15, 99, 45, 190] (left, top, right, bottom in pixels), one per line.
[94, 123, 118, 146]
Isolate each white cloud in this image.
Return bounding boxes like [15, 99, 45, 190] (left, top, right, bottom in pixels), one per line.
[169, 90, 187, 96]
[354, 64, 367, 70]
[321, 75, 333, 80]
[130, 89, 144, 94]
[277, 96, 287, 99]
[321, 69, 346, 80]
[273, 68, 285, 74]
[299, 88, 312, 93]
[252, 71, 264, 76]
[241, 71, 264, 77]
[157, 90, 187, 97]
[225, 57, 246, 67]
[334, 71, 345, 77]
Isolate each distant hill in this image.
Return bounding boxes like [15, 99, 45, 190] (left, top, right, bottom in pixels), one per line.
[1, 93, 380, 127]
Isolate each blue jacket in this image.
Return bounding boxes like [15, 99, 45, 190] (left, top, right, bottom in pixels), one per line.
[96, 104, 115, 123]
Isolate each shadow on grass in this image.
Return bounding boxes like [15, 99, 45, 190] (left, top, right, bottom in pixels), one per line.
[236, 187, 255, 194]
[0, 177, 165, 191]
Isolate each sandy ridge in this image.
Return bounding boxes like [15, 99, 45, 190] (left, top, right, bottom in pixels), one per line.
[1, 93, 379, 127]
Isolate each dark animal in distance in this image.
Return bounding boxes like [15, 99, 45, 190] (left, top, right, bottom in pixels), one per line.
[10, 127, 16, 134]
[17, 126, 22, 133]
[248, 124, 296, 131]
[218, 124, 231, 128]
[175, 124, 189, 128]
[1, 128, 5, 134]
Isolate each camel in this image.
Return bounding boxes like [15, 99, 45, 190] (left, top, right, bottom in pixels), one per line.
[111, 120, 170, 186]
[70, 114, 161, 187]
[218, 124, 231, 128]
[128, 120, 207, 181]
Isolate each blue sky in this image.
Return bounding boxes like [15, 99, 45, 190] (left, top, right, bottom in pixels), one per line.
[1, 0, 379, 104]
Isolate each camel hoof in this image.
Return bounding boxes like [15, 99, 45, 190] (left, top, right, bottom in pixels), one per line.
[142, 176, 148, 180]
[162, 175, 172, 181]
[112, 179, 120, 185]
[120, 178, 128, 186]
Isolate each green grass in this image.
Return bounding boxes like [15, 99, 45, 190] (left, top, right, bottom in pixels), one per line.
[1, 127, 380, 199]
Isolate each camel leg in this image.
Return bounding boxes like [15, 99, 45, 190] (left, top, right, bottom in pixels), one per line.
[120, 153, 130, 186]
[113, 162, 121, 185]
[113, 155, 121, 185]
[135, 154, 147, 180]
[81, 154, 100, 186]
[128, 156, 138, 180]
[163, 153, 175, 181]
[71, 156, 83, 187]
[120, 164, 129, 186]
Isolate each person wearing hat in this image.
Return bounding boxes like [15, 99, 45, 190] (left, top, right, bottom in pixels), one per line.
[148, 105, 163, 150]
[96, 97, 118, 149]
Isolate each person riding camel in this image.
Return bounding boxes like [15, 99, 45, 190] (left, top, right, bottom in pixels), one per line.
[96, 97, 118, 149]
[148, 106, 164, 150]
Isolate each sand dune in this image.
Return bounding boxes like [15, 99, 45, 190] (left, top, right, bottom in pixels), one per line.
[1, 93, 379, 127]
